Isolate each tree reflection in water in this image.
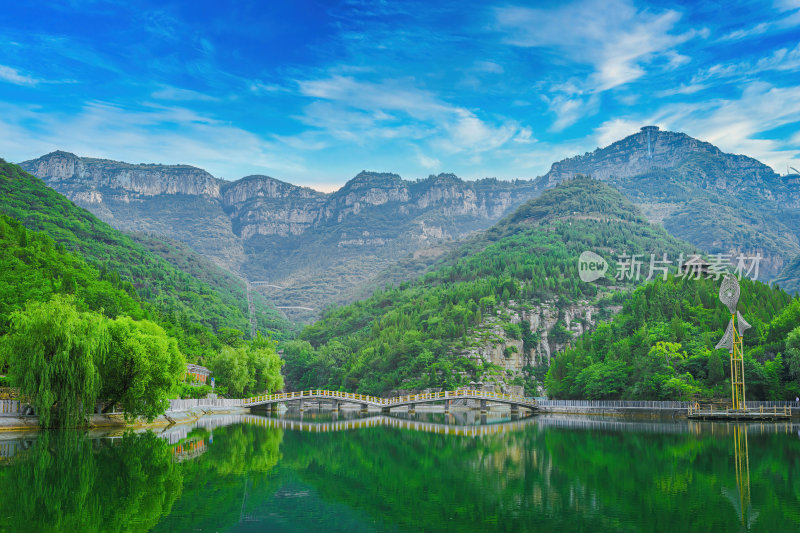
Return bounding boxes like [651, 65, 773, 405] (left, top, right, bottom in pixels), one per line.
[0, 416, 798, 533]
[0, 431, 181, 532]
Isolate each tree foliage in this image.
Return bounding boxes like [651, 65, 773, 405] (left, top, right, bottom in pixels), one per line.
[0, 160, 292, 359]
[1, 296, 187, 426]
[207, 334, 284, 397]
[0, 431, 182, 532]
[545, 275, 797, 400]
[0, 295, 108, 427]
[103, 317, 186, 422]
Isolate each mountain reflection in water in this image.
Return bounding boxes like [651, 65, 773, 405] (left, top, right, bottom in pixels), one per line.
[0, 412, 798, 532]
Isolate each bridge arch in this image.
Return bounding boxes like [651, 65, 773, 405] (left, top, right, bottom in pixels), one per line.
[242, 389, 537, 413]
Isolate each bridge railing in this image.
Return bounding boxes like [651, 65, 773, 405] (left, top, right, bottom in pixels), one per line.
[536, 400, 800, 410]
[167, 398, 243, 412]
[687, 403, 791, 417]
[241, 389, 537, 407]
[536, 400, 693, 409]
[242, 389, 385, 406]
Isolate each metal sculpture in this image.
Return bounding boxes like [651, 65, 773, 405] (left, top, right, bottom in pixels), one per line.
[715, 274, 748, 410]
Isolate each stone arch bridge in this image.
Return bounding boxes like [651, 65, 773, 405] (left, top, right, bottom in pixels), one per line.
[243, 389, 537, 414]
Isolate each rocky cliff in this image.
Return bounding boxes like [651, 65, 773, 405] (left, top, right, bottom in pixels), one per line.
[458, 299, 614, 395]
[542, 126, 777, 188]
[26, 150, 220, 197]
[20, 152, 541, 315]
[21, 126, 800, 316]
[221, 176, 327, 239]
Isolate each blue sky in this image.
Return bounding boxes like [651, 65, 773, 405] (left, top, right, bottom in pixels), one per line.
[0, 0, 798, 190]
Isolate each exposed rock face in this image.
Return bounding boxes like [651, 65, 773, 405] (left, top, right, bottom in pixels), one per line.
[542, 126, 773, 187]
[27, 150, 220, 197]
[20, 126, 800, 314]
[221, 176, 327, 239]
[459, 300, 609, 395]
[20, 153, 541, 313]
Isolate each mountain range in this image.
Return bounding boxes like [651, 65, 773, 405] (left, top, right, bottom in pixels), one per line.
[19, 126, 800, 323]
[20, 153, 542, 317]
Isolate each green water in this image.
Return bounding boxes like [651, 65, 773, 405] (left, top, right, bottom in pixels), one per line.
[0, 411, 798, 532]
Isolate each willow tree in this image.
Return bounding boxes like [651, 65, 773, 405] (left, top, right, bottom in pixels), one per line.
[249, 332, 284, 395]
[207, 333, 284, 397]
[103, 316, 186, 422]
[0, 295, 107, 427]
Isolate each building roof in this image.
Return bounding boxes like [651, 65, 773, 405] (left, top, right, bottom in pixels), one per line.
[186, 363, 211, 375]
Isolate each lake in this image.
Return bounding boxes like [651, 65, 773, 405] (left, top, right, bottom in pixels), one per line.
[0, 409, 798, 532]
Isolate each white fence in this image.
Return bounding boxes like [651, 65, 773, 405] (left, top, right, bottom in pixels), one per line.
[0, 400, 29, 416]
[537, 400, 692, 409]
[167, 398, 243, 412]
[537, 399, 800, 410]
[0, 398, 245, 417]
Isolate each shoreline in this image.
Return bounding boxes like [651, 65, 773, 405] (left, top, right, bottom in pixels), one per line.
[3, 403, 797, 433]
[0, 405, 251, 433]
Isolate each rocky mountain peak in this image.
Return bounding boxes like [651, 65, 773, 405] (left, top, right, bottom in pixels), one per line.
[21, 152, 220, 198]
[221, 175, 327, 206]
[540, 126, 775, 186]
[342, 171, 405, 191]
[425, 172, 462, 184]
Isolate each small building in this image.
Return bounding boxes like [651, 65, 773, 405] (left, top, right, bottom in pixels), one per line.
[184, 364, 211, 385]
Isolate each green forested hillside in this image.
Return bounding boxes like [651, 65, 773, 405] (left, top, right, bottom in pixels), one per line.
[128, 231, 297, 338]
[0, 215, 147, 329]
[283, 177, 695, 395]
[545, 276, 799, 400]
[0, 159, 292, 358]
[0, 214, 221, 363]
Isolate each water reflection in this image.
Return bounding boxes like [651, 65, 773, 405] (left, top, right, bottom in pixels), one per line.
[0, 413, 797, 532]
[725, 424, 757, 531]
[0, 431, 182, 532]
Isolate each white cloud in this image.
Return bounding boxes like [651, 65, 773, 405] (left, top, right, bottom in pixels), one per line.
[248, 80, 286, 93]
[494, 0, 695, 91]
[593, 118, 643, 148]
[503, 140, 589, 175]
[543, 93, 600, 132]
[755, 43, 800, 71]
[474, 60, 504, 74]
[656, 83, 709, 97]
[653, 82, 800, 171]
[306, 182, 342, 193]
[0, 64, 41, 86]
[717, 22, 770, 41]
[774, 0, 800, 27]
[417, 152, 440, 169]
[296, 74, 521, 154]
[692, 43, 800, 84]
[151, 85, 217, 101]
[775, 0, 800, 11]
[512, 127, 536, 144]
[0, 101, 307, 179]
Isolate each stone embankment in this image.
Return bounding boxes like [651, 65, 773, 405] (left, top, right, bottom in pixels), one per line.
[0, 398, 247, 432]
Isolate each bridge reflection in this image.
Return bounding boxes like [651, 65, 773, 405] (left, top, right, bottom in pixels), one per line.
[154, 412, 538, 442]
